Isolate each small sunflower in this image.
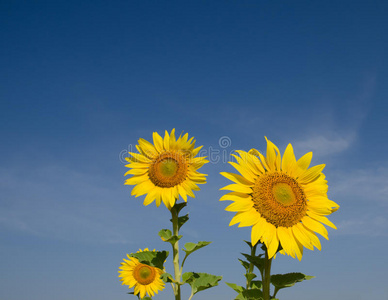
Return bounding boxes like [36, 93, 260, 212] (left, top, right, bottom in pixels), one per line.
[220, 137, 339, 261]
[124, 129, 208, 209]
[118, 249, 165, 298]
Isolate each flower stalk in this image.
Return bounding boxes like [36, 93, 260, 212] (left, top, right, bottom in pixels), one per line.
[263, 248, 273, 300]
[171, 204, 181, 300]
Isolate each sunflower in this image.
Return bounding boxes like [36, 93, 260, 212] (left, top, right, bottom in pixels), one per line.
[124, 129, 208, 209]
[220, 137, 339, 261]
[118, 249, 165, 298]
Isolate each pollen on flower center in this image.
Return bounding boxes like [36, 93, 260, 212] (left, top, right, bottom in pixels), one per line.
[133, 264, 156, 285]
[252, 172, 307, 228]
[148, 152, 188, 188]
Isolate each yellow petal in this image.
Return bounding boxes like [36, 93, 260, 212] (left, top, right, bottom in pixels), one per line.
[251, 149, 271, 172]
[169, 128, 176, 149]
[265, 137, 281, 171]
[178, 184, 187, 202]
[138, 138, 159, 158]
[128, 152, 152, 163]
[234, 150, 263, 175]
[267, 229, 279, 258]
[251, 217, 267, 246]
[220, 184, 252, 194]
[299, 164, 325, 184]
[220, 172, 254, 186]
[163, 130, 170, 151]
[229, 208, 260, 227]
[281, 143, 297, 175]
[124, 168, 148, 176]
[277, 227, 296, 258]
[302, 216, 329, 240]
[292, 225, 314, 250]
[228, 161, 257, 182]
[220, 192, 251, 202]
[124, 174, 149, 185]
[153, 132, 164, 152]
[307, 210, 337, 229]
[297, 223, 321, 250]
[225, 198, 253, 212]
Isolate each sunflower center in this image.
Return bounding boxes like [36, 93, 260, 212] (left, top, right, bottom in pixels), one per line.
[272, 183, 295, 206]
[133, 264, 156, 285]
[148, 152, 188, 188]
[252, 172, 307, 228]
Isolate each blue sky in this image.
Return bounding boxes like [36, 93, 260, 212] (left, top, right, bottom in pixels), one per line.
[1, 0, 387, 299]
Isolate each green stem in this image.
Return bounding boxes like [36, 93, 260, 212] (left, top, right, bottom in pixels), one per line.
[171, 205, 181, 300]
[246, 243, 257, 289]
[262, 248, 273, 300]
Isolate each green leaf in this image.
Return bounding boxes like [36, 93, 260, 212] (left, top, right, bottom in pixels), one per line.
[160, 272, 178, 284]
[238, 259, 250, 271]
[251, 280, 262, 290]
[225, 282, 244, 293]
[235, 289, 263, 300]
[244, 240, 254, 249]
[177, 214, 189, 229]
[241, 253, 265, 274]
[243, 288, 263, 299]
[129, 250, 168, 270]
[158, 229, 182, 245]
[171, 202, 187, 214]
[169, 214, 189, 230]
[182, 272, 222, 295]
[182, 241, 212, 256]
[270, 272, 315, 290]
[245, 272, 257, 283]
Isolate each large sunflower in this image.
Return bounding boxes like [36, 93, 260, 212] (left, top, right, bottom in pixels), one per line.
[220, 137, 339, 261]
[124, 129, 208, 209]
[118, 249, 165, 298]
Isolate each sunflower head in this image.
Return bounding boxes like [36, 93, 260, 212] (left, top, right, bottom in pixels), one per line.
[124, 129, 208, 209]
[118, 249, 165, 298]
[220, 137, 339, 261]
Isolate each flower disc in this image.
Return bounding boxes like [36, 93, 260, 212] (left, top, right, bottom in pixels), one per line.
[253, 172, 307, 228]
[148, 152, 188, 188]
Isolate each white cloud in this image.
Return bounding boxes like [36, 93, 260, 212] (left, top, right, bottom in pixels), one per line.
[335, 215, 388, 237]
[0, 165, 154, 244]
[294, 133, 356, 157]
[330, 166, 388, 204]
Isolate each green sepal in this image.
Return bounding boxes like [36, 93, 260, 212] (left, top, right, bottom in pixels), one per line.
[129, 250, 168, 270]
[235, 289, 263, 300]
[182, 272, 222, 295]
[270, 272, 315, 289]
[225, 282, 244, 293]
[140, 297, 152, 300]
[182, 241, 212, 256]
[241, 253, 265, 274]
[160, 272, 179, 284]
[158, 229, 182, 244]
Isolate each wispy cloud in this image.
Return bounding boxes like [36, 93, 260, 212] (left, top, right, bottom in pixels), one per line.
[335, 215, 388, 237]
[294, 132, 356, 157]
[0, 165, 155, 244]
[330, 165, 388, 204]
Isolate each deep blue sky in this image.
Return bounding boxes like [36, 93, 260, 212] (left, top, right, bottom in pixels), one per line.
[1, 1, 387, 299]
